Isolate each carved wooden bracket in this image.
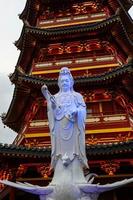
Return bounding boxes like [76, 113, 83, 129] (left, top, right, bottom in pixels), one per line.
[100, 160, 120, 176]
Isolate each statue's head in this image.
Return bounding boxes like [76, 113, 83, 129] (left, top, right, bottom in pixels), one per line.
[58, 67, 74, 92]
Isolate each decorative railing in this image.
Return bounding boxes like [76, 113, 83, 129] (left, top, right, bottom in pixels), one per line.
[38, 12, 107, 28]
[86, 113, 129, 123]
[32, 55, 119, 74]
[13, 113, 131, 147]
[29, 114, 130, 128]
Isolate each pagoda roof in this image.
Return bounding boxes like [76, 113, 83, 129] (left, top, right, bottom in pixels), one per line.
[17, 1, 133, 73]
[18, 0, 133, 43]
[19, 0, 133, 24]
[24, 15, 131, 38]
[15, 14, 133, 73]
[16, 15, 133, 49]
[0, 143, 50, 160]
[0, 143, 50, 168]
[1, 140, 133, 162]
[2, 63, 133, 132]
[11, 63, 133, 88]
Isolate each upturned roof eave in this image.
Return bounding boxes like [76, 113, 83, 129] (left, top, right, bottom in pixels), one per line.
[19, 0, 39, 23]
[2, 85, 31, 132]
[19, 0, 30, 20]
[15, 14, 118, 49]
[14, 63, 133, 88]
[15, 15, 133, 56]
[13, 14, 133, 76]
[118, 0, 133, 11]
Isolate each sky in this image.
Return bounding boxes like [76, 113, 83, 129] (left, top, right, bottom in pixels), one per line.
[0, 0, 26, 144]
[0, 2, 133, 144]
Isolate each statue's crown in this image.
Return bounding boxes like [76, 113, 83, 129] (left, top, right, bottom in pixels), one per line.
[60, 67, 71, 76]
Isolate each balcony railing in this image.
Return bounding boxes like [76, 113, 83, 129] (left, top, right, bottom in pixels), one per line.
[32, 55, 119, 75]
[86, 113, 129, 123]
[38, 12, 107, 28]
[29, 113, 131, 128]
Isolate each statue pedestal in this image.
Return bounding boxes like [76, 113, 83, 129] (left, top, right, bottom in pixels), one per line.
[51, 158, 87, 185]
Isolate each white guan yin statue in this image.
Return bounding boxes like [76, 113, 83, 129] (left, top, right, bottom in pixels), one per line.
[41, 67, 88, 185]
[0, 67, 133, 200]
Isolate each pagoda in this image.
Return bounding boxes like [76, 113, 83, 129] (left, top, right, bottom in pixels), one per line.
[0, 0, 133, 199]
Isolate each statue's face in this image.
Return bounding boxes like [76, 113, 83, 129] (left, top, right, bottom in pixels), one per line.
[60, 75, 71, 92]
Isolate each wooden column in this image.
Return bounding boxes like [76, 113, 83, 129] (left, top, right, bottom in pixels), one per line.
[9, 188, 15, 200]
[113, 191, 117, 200]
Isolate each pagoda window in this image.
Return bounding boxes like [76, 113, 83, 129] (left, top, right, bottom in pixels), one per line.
[36, 40, 118, 58]
[87, 100, 125, 119]
[65, 42, 83, 54]
[45, 40, 118, 57]
[21, 166, 42, 178]
[101, 101, 125, 115]
[48, 44, 64, 55]
[36, 48, 47, 62]
[114, 102, 125, 114]
[32, 39, 122, 76]
[101, 101, 114, 115]
[87, 108, 92, 116]
[87, 102, 100, 117]
[33, 105, 47, 121]
[37, 2, 109, 28]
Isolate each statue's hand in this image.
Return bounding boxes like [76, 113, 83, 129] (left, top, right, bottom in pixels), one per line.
[68, 109, 77, 118]
[41, 84, 49, 99]
[41, 84, 57, 108]
[41, 84, 48, 92]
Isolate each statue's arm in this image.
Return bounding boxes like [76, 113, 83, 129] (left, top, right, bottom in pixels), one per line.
[41, 85, 51, 103]
[41, 85, 56, 109]
[41, 84, 55, 133]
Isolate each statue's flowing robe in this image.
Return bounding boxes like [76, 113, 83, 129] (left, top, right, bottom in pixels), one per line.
[47, 91, 88, 170]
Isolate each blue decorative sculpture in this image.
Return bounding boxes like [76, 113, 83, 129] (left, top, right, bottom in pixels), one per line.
[1, 67, 133, 200]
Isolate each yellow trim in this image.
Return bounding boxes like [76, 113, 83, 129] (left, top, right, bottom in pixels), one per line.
[86, 127, 132, 134]
[39, 18, 106, 29]
[32, 63, 119, 75]
[24, 133, 49, 138]
[24, 127, 132, 138]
